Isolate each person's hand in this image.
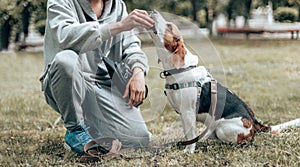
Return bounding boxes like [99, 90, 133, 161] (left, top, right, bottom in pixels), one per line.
[109, 9, 154, 36]
[123, 67, 146, 107]
[121, 9, 154, 31]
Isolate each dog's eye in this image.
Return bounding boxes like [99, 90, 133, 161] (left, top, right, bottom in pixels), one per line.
[167, 24, 173, 31]
[173, 36, 180, 42]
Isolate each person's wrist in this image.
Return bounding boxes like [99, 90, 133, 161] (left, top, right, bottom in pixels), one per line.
[133, 66, 144, 74]
[109, 22, 124, 36]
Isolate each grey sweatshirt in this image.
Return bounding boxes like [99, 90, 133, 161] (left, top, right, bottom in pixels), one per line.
[44, 0, 148, 84]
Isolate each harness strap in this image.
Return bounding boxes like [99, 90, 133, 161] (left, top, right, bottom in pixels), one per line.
[176, 79, 218, 146]
[165, 81, 202, 90]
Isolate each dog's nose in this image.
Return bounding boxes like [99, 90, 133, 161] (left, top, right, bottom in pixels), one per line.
[149, 11, 158, 34]
[151, 26, 157, 34]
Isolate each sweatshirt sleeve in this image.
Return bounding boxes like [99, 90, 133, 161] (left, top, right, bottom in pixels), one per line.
[122, 31, 149, 75]
[120, 2, 149, 75]
[47, 2, 111, 54]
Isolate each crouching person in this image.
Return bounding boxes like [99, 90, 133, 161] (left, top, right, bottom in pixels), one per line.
[40, 0, 154, 156]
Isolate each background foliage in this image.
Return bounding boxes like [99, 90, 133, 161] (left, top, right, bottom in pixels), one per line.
[1, 0, 300, 51]
[0, 0, 47, 50]
[274, 7, 299, 22]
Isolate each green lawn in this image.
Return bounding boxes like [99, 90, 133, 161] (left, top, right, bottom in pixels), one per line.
[0, 39, 299, 166]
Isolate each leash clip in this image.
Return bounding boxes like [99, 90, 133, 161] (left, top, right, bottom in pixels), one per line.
[160, 71, 167, 79]
[176, 141, 184, 147]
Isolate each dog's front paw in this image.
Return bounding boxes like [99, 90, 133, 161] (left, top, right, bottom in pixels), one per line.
[184, 144, 195, 153]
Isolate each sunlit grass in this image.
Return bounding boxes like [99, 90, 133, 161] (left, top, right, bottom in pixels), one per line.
[0, 39, 300, 166]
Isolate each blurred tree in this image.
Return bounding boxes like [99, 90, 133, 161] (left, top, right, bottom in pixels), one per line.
[16, 0, 34, 43]
[124, 0, 192, 17]
[124, 0, 158, 11]
[160, 0, 191, 17]
[0, 1, 17, 50]
[259, 0, 300, 10]
[224, 0, 253, 27]
[245, 0, 253, 26]
[33, 0, 47, 35]
[191, 0, 198, 22]
[0, 0, 47, 51]
[207, 0, 219, 32]
[1, 0, 299, 51]
[274, 7, 299, 22]
[259, 0, 300, 21]
[196, 0, 210, 27]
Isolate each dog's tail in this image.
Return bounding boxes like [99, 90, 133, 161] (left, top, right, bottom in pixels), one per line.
[246, 104, 299, 134]
[252, 118, 271, 133]
[270, 118, 300, 134]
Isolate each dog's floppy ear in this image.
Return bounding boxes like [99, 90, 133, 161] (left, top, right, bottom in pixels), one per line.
[163, 23, 187, 69]
[172, 40, 186, 69]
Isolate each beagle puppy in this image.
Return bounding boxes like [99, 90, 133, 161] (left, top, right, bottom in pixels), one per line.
[148, 11, 300, 153]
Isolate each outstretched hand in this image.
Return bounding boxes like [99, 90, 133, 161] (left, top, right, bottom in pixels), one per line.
[121, 9, 154, 31]
[109, 9, 154, 36]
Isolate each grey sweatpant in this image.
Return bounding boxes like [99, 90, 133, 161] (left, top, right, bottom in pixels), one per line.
[41, 50, 150, 147]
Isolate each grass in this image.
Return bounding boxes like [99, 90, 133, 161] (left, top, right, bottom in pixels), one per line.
[0, 39, 300, 166]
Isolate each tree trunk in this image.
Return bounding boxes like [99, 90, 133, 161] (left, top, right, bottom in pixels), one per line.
[22, 5, 31, 42]
[0, 25, 2, 51]
[1, 18, 12, 51]
[204, 7, 212, 33]
[191, 0, 198, 22]
[244, 0, 252, 27]
[226, 0, 234, 27]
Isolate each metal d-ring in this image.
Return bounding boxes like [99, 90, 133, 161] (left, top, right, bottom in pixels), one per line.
[160, 71, 167, 79]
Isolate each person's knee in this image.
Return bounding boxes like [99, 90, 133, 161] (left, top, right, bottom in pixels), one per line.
[120, 130, 151, 147]
[52, 50, 78, 77]
[131, 127, 152, 147]
[137, 130, 151, 146]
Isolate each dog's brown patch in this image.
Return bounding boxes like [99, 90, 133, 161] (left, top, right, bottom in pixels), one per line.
[237, 118, 255, 144]
[244, 102, 271, 133]
[163, 23, 187, 69]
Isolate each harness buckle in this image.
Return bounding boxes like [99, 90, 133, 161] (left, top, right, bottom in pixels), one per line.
[196, 81, 202, 87]
[173, 83, 179, 90]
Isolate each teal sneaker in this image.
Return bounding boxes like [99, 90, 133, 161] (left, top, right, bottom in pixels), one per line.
[65, 126, 93, 155]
